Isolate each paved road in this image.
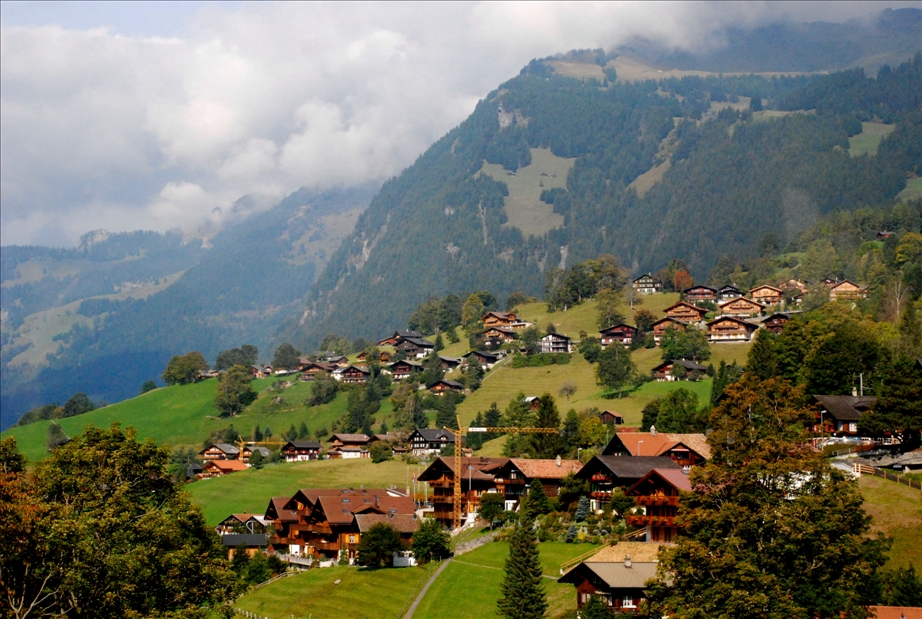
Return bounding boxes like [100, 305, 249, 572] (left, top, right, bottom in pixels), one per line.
[403, 558, 452, 619]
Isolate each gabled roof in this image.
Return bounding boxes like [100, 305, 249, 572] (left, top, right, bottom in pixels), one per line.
[283, 440, 322, 450]
[509, 458, 582, 480]
[812, 395, 877, 422]
[651, 359, 708, 373]
[341, 364, 371, 375]
[203, 443, 240, 455]
[627, 468, 693, 496]
[265, 496, 299, 522]
[464, 350, 501, 361]
[429, 379, 463, 389]
[540, 332, 572, 341]
[243, 446, 271, 457]
[684, 285, 717, 294]
[750, 284, 783, 294]
[315, 489, 416, 525]
[411, 428, 456, 443]
[718, 284, 742, 293]
[354, 513, 421, 534]
[599, 323, 636, 334]
[602, 431, 711, 460]
[651, 317, 685, 328]
[439, 356, 463, 365]
[205, 459, 248, 472]
[417, 456, 510, 482]
[718, 297, 764, 308]
[706, 315, 759, 329]
[329, 433, 372, 444]
[663, 301, 707, 314]
[558, 560, 659, 589]
[632, 273, 660, 283]
[481, 311, 517, 321]
[400, 337, 435, 348]
[389, 359, 423, 369]
[576, 456, 679, 481]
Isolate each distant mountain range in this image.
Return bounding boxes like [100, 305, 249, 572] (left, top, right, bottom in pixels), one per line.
[2, 8, 920, 429]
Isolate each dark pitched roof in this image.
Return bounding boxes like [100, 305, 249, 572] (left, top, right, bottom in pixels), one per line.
[464, 350, 501, 361]
[412, 428, 456, 442]
[283, 440, 322, 450]
[812, 395, 877, 422]
[576, 455, 679, 481]
[558, 560, 659, 589]
[429, 379, 463, 389]
[651, 359, 708, 373]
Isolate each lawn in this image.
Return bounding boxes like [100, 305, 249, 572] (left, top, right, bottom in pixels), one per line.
[1, 377, 373, 465]
[848, 122, 895, 157]
[233, 562, 434, 619]
[411, 540, 598, 619]
[858, 475, 922, 569]
[187, 457, 418, 526]
[897, 176, 922, 203]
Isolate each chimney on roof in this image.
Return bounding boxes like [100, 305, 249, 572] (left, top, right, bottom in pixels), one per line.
[650, 425, 657, 436]
[556, 455, 561, 467]
[374, 496, 379, 508]
[624, 555, 632, 568]
[852, 387, 858, 397]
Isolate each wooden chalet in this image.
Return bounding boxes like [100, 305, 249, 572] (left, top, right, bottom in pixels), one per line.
[428, 378, 464, 396]
[717, 284, 743, 300]
[408, 428, 455, 456]
[388, 359, 423, 380]
[663, 302, 708, 324]
[439, 356, 463, 371]
[829, 280, 868, 301]
[377, 330, 423, 347]
[483, 326, 517, 346]
[497, 457, 582, 507]
[198, 459, 247, 479]
[395, 337, 435, 359]
[576, 456, 679, 508]
[602, 430, 710, 468]
[354, 513, 419, 550]
[762, 312, 793, 334]
[706, 315, 758, 342]
[820, 277, 839, 287]
[464, 350, 502, 369]
[356, 350, 391, 364]
[877, 231, 894, 240]
[599, 324, 637, 347]
[558, 543, 664, 612]
[683, 285, 717, 302]
[281, 440, 322, 462]
[539, 332, 573, 354]
[264, 496, 300, 554]
[418, 456, 510, 525]
[328, 434, 373, 450]
[214, 513, 270, 558]
[271, 488, 415, 561]
[811, 395, 876, 436]
[651, 359, 707, 381]
[241, 445, 270, 466]
[750, 284, 783, 306]
[250, 365, 271, 379]
[780, 279, 807, 293]
[651, 317, 685, 343]
[200, 443, 240, 461]
[632, 274, 662, 294]
[326, 355, 350, 369]
[481, 311, 521, 329]
[338, 365, 370, 384]
[626, 468, 691, 543]
[298, 361, 337, 381]
[719, 296, 764, 318]
[599, 411, 624, 425]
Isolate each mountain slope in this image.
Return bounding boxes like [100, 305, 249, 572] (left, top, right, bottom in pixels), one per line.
[0, 184, 377, 429]
[292, 52, 921, 348]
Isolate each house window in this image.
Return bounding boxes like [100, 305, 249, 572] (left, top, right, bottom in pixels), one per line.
[623, 595, 634, 608]
[348, 535, 357, 543]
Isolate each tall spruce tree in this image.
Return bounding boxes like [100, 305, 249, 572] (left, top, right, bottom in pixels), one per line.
[531, 394, 563, 458]
[746, 329, 778, 380]
[498, 521, 547, 619]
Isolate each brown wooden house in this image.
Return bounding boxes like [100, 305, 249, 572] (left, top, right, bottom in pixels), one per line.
[576, 456, 679, 508]
[651, 317, 685, 344]
[811, 395, 876, 436]
[632, 274, 662, 294]
[339, 365, 370, 384]
[481, 311, 519, 328]
[558, 543, 664, 612]
[600, 411, 624, 425]
[298, 361, 337, 381]
[395, 337, 435, 359]
[418, 456, 509, 526]
[428, 379, 464, 396]
[388, 359, 423, 380]
[599, 324, 637, 347]
[829, 280, 868, 301]
[683, 285, 717, 302]
[198, 459, 247, 479]
[717, 284, 743, 300]
[626, 468, 691, 543]
[200, 443, 240, 461]
[281, 440, 322, 462]
[662, 302, 708, 324]
[706, 316, 758, 342]
[651, 359, 707, 381]
[718, 296, 764, 318]
[377, 330, 423, 347]
[483, 326, 517, 346]
[762, 312, 793, 334]
[464, 350, 502, 369]
[750, 284, 783, 306]
[602, 430, 710, 468]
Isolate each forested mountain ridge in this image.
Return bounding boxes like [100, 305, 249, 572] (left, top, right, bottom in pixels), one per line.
[291, 51, 921, 349]
[0, 184, 377, 430]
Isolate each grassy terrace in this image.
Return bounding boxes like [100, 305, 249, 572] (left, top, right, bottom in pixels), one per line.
[858, 475, 922, 569]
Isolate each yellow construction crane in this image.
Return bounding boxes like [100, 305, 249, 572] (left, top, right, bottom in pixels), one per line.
[445, 417, 559, 529]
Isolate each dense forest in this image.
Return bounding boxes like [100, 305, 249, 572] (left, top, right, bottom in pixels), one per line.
[291, 53, 921, 349]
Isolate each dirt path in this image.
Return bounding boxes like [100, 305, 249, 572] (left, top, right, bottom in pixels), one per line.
[402, 559, 452, 619]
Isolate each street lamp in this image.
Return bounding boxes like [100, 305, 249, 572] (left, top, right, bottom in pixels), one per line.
[577, 447, 583, 462]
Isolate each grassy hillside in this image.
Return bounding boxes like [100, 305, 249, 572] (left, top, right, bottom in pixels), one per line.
[1, 375, 384, 465]
[234, 540, 597, 619]
[858, 475, 922, 569]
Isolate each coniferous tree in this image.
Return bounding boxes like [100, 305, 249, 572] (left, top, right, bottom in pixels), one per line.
[253, 425, 263, 441]
[497, 521, 547, 619]
[522, 479, 553, 523]
[746, 329, 779, 380]
[531, 395, 563, 458]
[575, 496, 591, 522]
[298, 422, 309, 439]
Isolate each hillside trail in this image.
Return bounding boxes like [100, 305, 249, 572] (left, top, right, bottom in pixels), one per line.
[402, 558, 451, 619]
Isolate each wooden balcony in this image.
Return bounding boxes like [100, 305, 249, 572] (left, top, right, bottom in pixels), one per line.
[634, 495, 679, 507]
[311, 541, 341, 552]
[270, 535, 300, 545]
[591, 474, 613, 482]
[626, 515, 676, 527]
[590, 490, 612, 499]
[431, 495, 454, 503]
[291, 523, 333, 535]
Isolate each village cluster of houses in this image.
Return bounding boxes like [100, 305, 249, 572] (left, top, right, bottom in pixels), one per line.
[616, 275, 870, 351]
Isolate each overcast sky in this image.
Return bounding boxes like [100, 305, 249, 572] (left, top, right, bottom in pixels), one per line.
[0, 1, 913, 247]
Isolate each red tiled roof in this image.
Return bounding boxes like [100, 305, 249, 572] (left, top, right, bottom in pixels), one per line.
[869, 607, 922, 619]
[510, 459, 582, 480]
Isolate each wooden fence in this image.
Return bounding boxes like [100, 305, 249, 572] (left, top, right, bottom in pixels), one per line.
[853, 463, 922, 491]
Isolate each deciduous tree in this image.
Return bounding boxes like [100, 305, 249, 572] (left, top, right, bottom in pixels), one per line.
[411, 518, 450, 563]
[214, 364, 257, 417]
[356, 523, 403, 568]
[596, 343, 636, 398]
[162, 351, 208, 385]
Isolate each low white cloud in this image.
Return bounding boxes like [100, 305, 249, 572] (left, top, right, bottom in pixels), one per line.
[0, 1, 912, 247]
